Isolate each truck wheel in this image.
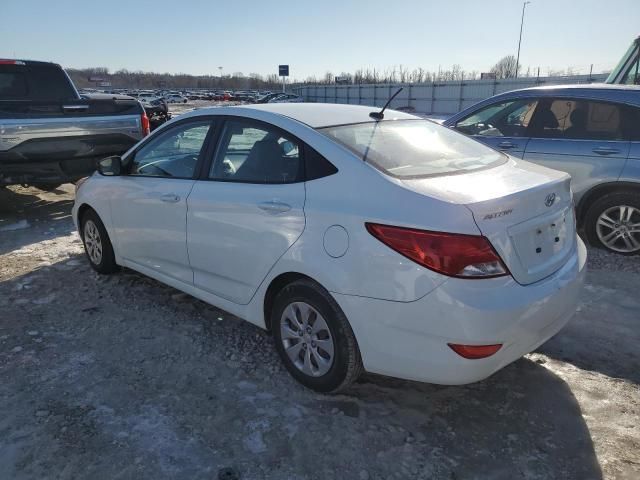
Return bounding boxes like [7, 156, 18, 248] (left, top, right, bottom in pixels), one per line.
[272, 279, 363, 393]
[81, 209, 118, 273]
[584, 190, 640, 254]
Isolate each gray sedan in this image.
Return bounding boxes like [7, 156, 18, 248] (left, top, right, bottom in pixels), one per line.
[444, 84, 640, 254]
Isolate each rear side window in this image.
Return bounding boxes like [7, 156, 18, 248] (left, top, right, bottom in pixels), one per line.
[528, 99, 625, 141]
[321, 120, 505, 178]
[0, 64, 76, 100]
[305, 146, 337, 180]
[210, 119, 302, 184]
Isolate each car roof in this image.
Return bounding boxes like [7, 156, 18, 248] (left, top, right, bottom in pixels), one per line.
[233, 103, 419, 128]
[486, 83, 640, 107]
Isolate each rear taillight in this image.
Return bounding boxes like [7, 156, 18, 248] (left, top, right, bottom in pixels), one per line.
[141, 112, 150, 136]
[448, 343, 502, 359]
[366, 223, 509, 279]
[0, 59, 25, 65]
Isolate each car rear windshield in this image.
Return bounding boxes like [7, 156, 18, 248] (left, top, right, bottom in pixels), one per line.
[0, 64, 77, 100]
[320, 119, 505, 178]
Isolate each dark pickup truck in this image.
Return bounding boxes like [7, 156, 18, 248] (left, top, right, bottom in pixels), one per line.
[0, 59, 148, 188]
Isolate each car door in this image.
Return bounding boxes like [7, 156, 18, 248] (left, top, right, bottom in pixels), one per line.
[522, 98, 631, 198]
[109, 118, 213, 284]
[187, 117, 306, 304]
[452, 98, 538, 158]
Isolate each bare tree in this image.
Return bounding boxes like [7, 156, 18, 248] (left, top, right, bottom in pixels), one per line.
[490, 55, 518, 79]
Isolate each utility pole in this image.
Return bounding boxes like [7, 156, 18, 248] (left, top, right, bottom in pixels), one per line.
[515, 1, 531, 78]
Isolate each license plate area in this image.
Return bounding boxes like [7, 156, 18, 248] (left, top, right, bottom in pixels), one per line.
[508, 207, 573, 275]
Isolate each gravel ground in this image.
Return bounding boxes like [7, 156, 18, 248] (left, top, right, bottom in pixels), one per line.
[0, 185, 639, 480]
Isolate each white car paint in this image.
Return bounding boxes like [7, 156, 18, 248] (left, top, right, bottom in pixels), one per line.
[73, 103, 586, 385]
[165, 94, 187, 104]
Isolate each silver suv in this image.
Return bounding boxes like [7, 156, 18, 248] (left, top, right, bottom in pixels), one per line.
[444, 84, 640, 254]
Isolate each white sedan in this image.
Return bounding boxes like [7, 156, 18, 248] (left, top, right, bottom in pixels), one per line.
[165, 94, 188, 104]
[72, 103, 586, 393]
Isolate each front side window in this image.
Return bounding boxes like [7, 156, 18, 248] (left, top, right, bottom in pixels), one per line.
[321, 119, 505, 178]
[529, 99, 625, 141]
[210, 120, 301, 183]
[128, 121, 211, 178]
[455, 99, 538, 137]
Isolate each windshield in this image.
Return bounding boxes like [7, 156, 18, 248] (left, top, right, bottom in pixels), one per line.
[320, 119, 505, 178]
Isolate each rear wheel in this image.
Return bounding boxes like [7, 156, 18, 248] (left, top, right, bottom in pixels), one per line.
[272, 279, 363, 393]
[81, 209, 118, 273]
[584, 191, 640, 254]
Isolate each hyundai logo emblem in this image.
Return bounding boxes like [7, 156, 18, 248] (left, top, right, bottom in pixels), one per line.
[545, 193, 556, 207]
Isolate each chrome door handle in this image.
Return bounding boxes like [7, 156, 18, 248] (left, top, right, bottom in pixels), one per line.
[497, 141, 518, 150]
[160, 193, 180, 203]
[258, 201, 291, 214]
[592, 147, 620, 155]
[62, 104, 90, 111]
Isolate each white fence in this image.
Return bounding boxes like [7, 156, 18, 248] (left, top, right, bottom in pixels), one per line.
[293, 74, 608, 116]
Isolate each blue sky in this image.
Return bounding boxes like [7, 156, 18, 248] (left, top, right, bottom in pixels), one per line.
[1, 0, 638, 79]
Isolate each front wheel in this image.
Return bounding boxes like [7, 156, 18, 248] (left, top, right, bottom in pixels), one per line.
[584, 191, 640, 254]
[272, 279, 363, 393]
[81, 209, 118, 273]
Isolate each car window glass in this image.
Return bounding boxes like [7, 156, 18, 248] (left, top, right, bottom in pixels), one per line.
[128, 121, 211, 178]
[529, 99, 624, 141]
[210, 120, 301, 183]
[322, 119, 504, 178]
[455, 99, 538, 137]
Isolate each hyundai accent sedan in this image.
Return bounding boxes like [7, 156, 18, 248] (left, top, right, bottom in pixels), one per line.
[73, 103, 586, 393]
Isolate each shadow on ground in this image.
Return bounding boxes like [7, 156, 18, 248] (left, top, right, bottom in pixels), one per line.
[0, 256, 605, 479]
[0, 186, 75, 256]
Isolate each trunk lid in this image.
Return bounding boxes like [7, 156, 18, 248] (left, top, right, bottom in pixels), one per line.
[400, 158, 576, 285]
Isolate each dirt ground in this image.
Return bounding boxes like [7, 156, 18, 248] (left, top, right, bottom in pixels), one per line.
[0, 185, 639, 480]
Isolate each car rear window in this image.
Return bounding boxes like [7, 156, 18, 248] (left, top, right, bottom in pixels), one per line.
[0, 64, 76, 101]
[320, 119, 505, 178]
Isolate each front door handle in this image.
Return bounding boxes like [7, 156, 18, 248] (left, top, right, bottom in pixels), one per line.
[258, 201, 291, 214]
[497, 141, 518, 150]
[592, 147, 620, 155]
[160, 193, 180, 203]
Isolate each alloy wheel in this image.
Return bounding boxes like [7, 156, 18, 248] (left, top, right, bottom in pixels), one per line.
[596, 205, 640, 253]
[83, 220, 103, 264]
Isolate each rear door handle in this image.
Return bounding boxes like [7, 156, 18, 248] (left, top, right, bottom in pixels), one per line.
[160, 193, 180, 203]
[497, 141, 519, 150]
[258, 201, 291, 214]
[592, 147, 620, 155]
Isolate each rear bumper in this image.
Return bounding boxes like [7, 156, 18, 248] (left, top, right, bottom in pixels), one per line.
[333, 236, 587, 385]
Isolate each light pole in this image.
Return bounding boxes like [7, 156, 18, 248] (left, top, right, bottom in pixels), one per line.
[515, 1, 531, 78]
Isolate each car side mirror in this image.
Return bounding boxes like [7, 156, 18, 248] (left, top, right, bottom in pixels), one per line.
[97, 155, 122, 176]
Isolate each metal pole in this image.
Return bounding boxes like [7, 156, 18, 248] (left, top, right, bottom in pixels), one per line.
[515, 1, 531, 78]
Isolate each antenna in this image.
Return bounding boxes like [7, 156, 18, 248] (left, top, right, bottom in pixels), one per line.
[369, 87, 403, 120]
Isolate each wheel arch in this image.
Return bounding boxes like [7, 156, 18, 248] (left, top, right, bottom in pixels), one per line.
[263, 272, 327, 332]
[576, 181, 640, 226]
[76, 203, 95, 237]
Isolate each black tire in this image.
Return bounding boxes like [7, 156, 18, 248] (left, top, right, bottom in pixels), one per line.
[80, 209, 119, 273]
[584, 190, 640, 255]
[271, 279, 363, 393]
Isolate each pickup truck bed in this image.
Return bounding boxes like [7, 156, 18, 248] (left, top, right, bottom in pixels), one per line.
[0, 60, 147, 186]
